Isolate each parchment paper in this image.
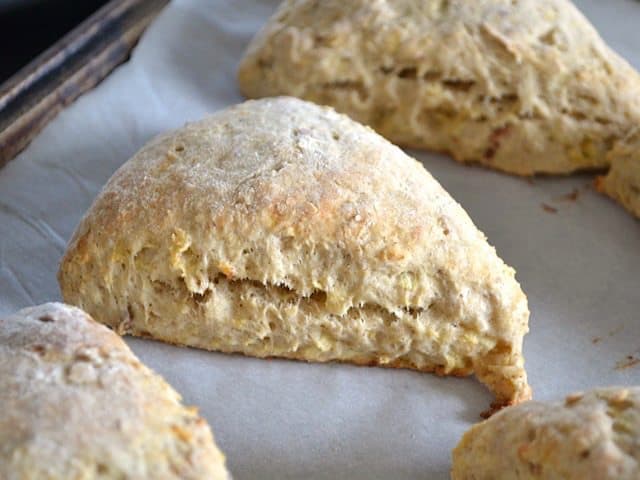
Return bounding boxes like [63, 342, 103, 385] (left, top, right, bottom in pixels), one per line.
[1, 1, 639, 478]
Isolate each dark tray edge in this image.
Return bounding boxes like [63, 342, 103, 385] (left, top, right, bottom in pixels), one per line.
[0, 0, 169, 167]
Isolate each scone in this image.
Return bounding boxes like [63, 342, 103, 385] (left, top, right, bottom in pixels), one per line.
[58, 96, 530, 410]
[238, 0, 640, 176]
[452, 386, 640, 479]
[596, 130, 640, 219]
[0, 302, 229, 480]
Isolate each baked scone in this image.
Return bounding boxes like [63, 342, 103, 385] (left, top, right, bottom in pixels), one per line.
[452, 386, 640, 479]
[596, 130, 640, 219]
[237, 0, 640, 176]
[58, 96, 530, 409]
[0, 302, 229, 480]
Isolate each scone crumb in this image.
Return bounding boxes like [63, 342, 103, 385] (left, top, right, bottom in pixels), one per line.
[564, 392, 584, 406]
[172, 425, 194, 443]
[218, 262, 235, 279]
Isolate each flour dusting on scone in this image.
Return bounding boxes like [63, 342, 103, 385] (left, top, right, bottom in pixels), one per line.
[452, 386, 640, 479]
[58, 97, 531, 410]
[0, 303, 229, 480]
[238, 0, 640, 176]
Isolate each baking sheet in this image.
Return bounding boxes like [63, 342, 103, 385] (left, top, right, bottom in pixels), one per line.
[1, 1, 639, 478]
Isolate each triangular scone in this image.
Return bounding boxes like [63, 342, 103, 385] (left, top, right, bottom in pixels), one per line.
[58, 97, 530, 409]
[0, 303, 229, 479]
[596, 130, 640, 219]
[452, 386, 640, 479]
[238, 0, 640, 176]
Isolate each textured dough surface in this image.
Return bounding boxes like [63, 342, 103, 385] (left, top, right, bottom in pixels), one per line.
[238, 0, 640, 176]
[0, 303, 229, 480]
[58, 96, 530, 409]
[596, 130, 640, 219]
[452, 386, 640, 479]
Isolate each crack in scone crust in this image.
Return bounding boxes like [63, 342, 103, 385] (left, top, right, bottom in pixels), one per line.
[120, 269, 491, 376]
[238, 0, 640, 176]
[58, 97, 530, 408]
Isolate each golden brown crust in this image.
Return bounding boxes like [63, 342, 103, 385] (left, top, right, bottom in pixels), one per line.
[59, 97, 530, 410]
[0, 303, 229, 480]
[238, 0, 640, 176]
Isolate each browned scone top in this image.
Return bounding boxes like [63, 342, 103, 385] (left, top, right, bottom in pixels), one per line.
[58, 96, 530, 410]
[238, 0, 640, 176]
[0, 302, 229, 480]
[452, 386, 640, 479]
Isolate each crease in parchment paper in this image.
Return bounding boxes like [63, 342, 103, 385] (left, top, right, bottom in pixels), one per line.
[40, 161, 95, 200]
[0, 246, 36, 305]
[0, 202, 66, 253]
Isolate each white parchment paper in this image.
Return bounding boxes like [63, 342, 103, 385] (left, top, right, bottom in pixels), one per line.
[1, 1, 639, 478]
